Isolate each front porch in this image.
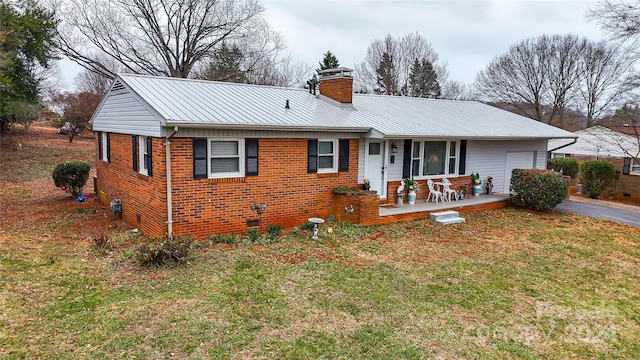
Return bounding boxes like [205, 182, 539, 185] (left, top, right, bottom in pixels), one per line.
[373, 193, 510, 226]
[332, 192, 510, 226]
[379, 193, 510, 217]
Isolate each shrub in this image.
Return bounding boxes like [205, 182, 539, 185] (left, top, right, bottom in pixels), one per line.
[579, 160, 616, 199]
[510, 169, 567, 210]
[332, 185, 377, 196]
[52, 160, 91, 197]
[246, 228, 260, 242]
[133, 236, 192, 267]
[266, 224, 283, 237]
[547, 157, 579, 179]
[208, 233, 241, 245]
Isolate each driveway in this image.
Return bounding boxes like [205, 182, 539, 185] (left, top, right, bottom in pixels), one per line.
[555, 197, 640, 228]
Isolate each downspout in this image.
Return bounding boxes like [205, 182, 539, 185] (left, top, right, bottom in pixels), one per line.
[165, 126, 178, 238]
[548, 138, 578, 157]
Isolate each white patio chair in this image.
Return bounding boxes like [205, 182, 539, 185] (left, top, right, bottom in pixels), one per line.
[426, 179, 442, 204]
[441, 177, 458, 202]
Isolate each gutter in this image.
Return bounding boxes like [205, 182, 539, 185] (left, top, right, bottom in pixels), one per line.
[163, 122, 371, 133]
[165, 126, 178, 238]
[548, 137, 578, 153]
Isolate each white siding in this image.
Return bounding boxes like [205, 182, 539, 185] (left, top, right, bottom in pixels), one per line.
[387, 141, 405, 181]
[358, 140, 366, 183]
[467, 140, 547, 194]
[92, 91, 163, 137]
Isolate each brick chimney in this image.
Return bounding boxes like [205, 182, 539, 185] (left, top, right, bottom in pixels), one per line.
[318, 67, 353, 104]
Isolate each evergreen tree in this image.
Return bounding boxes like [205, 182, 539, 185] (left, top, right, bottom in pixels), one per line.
[0, 0, 57, 132]
[375, 52, 398, 95]
[201, 42, 246, 83]
[316, 50, 340, 73]
[408, 58, 441, 98]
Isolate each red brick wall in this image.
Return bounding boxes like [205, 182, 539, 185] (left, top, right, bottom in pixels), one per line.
[331, 193, 380, 225]
[168, 138, 359, 239]
[319, 77, 353, 103]
[95, 133, 168, 238]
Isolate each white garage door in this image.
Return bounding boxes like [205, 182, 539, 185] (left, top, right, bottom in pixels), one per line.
[504, 151, 535, 193]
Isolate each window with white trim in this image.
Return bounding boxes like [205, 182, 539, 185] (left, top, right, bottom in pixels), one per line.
[318, 139, 338, 173]
[101, 132, 109, 162]
[410, 140, 459, 177]
[632, 158, 640, 175]
[139, 136, 150, 175]
[210, 139, 244, 177]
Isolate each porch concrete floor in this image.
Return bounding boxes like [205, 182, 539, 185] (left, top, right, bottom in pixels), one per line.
[379, 193, 510, 216]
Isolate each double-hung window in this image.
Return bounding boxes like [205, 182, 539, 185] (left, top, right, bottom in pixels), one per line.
[210, 139, 243, 177]
[410, 140, 459, 177]
[138, 136, 152, 176]
[632, 158, 640, 175]
[318, 139, 338, 173]
[99, 132, 110, 162]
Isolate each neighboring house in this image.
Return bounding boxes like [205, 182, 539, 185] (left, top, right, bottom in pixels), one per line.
[548, 126, 640, 199]
[91, 68, 575, 239]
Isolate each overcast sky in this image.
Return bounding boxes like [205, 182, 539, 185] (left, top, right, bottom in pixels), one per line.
[59, 0, 606, 90]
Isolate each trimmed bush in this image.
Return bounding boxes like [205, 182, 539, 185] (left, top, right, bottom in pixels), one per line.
[510, 169, 567, 210]
[332, 185, 377, 196]
[579, 160, 616, 199]
[547, 157, 579, 179]
[52, 160, 91, 197]
[133, 236, 192, 267]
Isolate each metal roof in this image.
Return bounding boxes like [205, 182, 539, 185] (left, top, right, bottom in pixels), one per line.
[116, 73, 576, 139]
[548, 126, 639, 157]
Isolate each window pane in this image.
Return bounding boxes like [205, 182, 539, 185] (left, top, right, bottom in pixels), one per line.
[369, 142, 381, 155]
[211, 158, 239, 172]
[412, 142, 420, 158]
[319, 141, 334, 155]
[449, 158, 456, 174]
[319, 155, 334, 169]
[412, 159, 420, 176]
[423, 141, 446, 175]
[449, 141, 456, 156]
[211, 141, 238, 156]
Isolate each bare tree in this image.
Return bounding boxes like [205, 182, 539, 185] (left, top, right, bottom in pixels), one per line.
[355, 32, 449, 96]
[53, 0, 284, 79]
[475, 36, 550, 122]
[475, 34, 636, 128]
[578, 40, 638, 127]
[74, 54, 124, 95]
[588, 0, 640, 51]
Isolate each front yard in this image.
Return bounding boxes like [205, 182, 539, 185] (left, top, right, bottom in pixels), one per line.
[1, 126, 639, 358]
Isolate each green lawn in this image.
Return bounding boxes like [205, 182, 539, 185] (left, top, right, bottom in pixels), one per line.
[1, 126, 639, 358]
[1, 209, 639, 359]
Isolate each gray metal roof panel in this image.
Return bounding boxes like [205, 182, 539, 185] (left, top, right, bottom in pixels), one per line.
[117, 74, 576, 139]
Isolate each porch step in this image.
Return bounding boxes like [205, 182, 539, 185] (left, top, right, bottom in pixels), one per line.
[430, 210, 466, 225]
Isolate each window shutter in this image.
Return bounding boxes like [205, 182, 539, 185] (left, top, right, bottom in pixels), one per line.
[339, 139, 349, 171]
[193, 139, 208, 178]
[245, 139, 259, 176]
[458, 140, 467, 175]
[132, 136, 138, 171]
[402, 139, 412, 179]
[106, 133, 111, 163]
[308, 139, 318, 173]
[623, 157, 631, 175]
[146, 136, 153, 177]
[98, 132, 103, 160]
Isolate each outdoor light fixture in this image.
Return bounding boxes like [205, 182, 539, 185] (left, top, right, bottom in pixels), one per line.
[391, 142, 398, 153]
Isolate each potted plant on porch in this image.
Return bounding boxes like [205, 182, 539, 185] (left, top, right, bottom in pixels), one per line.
[404, 178, 419, 204]
[471, 172, 482, 196]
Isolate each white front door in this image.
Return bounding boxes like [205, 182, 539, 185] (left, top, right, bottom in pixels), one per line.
[504, 151, 535, 193]
[366, 140, 386, 197]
